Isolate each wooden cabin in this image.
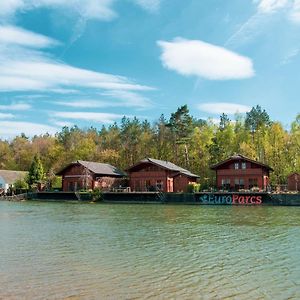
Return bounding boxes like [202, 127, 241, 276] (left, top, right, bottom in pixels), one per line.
[56, 160, 126, 192]
[287, 172, 300, 192]
[210, 154, 273, 191]
[126, 158, 199, 192]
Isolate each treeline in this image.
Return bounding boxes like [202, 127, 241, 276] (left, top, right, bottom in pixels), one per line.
[0, 105, 299, 188]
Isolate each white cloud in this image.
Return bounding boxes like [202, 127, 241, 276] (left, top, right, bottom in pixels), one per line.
[0, 0, 161, 20]
[0, 102, 32, 111]
[0, 25, 59, 48]
[49, 119, 74, 128]
[0, 0, 117, 21]
[198, 102, 251, 115]
[227, 1, 300, 48]
[0, 0, 24, 17]
[254, 0, 300, 23]
[0, 25, 154, 110]
[290, 0, 300, 22]
[0, 113, 15, 119]
[54, 100, 111, 108]
[281, 47, 300, 64]
[53, 111, 125, 124]
[225, 13, 268, 48]
[0, 59, 152, 92]
[0, 121, 58, 138]
[157, 38, 254, 80]
[102, 90, 153, 108]
[256, 0, 289, 13]
[53, 90, 153, 109]
[133, 0, 160, 12]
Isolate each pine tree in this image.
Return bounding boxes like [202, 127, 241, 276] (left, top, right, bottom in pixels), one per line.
[27, 155, 45, 186]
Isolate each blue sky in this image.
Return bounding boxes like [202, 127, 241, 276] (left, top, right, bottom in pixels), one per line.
[0, 0, 299, 138]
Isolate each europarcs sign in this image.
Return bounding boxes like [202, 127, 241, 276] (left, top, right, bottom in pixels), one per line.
[197, 194, 263, 205]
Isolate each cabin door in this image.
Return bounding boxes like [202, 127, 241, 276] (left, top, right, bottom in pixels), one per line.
[167, 178, 173, 192]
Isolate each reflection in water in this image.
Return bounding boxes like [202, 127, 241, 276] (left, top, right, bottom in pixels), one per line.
[0, 202, 299, 299]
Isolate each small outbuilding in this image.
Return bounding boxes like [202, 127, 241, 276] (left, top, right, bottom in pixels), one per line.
[0, 170, 27, 194]
[287, 172, 300, 192]
[210, 154, 273, 191]
[56, 160, 126, 192]
[126, 158, 199, 192]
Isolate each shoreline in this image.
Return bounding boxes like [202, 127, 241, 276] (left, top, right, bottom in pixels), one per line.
[19, 191, 300, 206]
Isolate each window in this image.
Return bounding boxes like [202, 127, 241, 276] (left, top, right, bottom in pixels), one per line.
[234, 162, 239, 170]
[242, 162, 247, 169]
[156, 180, 163, 191]
[239, 179, 245, 189]
[145, 180, 151, 191]
[249, 178, 258, 189]
[234, 178, 240, 190]
[221, 178, 230, 190]
[235, 178, 245, 190]
[68, 181, 74, 191]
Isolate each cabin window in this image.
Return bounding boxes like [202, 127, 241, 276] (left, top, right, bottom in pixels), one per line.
[234, 162, 239, 169]
[68, 181, 74, 191]
[234, 178, 239, 190]
[239, 179, 245, 189]
[221, 178, 230, 190]
[242, 162, 247, 169]
[249, 178, 258, 189]
[235, 178, 245, 190]
[134, 180, 141, 191]
[156, 180, 163, 191]
[145, 180, 151, 191]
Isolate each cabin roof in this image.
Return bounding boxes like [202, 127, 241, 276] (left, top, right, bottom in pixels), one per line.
[0, 170, 27, 184]
[287, 172, 300, 178]
[126, 158, 200, 178]
[210, 154, 273, 171]
[56, 160, 126, 177]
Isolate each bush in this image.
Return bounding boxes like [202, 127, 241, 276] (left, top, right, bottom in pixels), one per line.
[187, 183, 201, 193]
[91, 188, 103, 201]
[14, 179, 29, 190]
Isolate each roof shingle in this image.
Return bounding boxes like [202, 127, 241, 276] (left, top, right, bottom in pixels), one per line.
[128, 158, 199, 178]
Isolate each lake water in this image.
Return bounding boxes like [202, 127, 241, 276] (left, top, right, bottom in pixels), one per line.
[0, 201, 299, 299]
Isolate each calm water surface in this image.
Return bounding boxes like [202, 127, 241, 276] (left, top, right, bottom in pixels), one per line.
[0, 201, 299, 299]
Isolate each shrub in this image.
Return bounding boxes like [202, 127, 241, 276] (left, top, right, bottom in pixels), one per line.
[91, 188, 103, 201]
[187, 183, 201, 193]
[14, 179, 29, 190]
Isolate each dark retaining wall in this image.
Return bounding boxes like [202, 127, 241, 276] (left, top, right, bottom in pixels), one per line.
[29, 191, 300, 206]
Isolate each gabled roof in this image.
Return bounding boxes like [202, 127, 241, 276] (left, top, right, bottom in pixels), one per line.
[56, 160, 125, 177]
[127, 158, 199, 178]
[0, 170, 27, 184]
[288, 172, 300, 178]
[210, 154, 273, 171]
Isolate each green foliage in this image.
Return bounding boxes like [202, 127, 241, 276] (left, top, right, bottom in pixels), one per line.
[50, 176, 62, 190]
[14, 178, 29, 190]
[0, 105, 298, 188]
[91, 188, 103, 201]
[27, 155, 45, 186]
[187, 183, 201, 193]
[245, 105, 271, 132]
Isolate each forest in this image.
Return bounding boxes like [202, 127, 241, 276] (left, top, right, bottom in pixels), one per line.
[0, 105, 299, 189]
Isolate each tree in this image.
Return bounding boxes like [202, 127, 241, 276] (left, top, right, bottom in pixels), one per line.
[167, 105, 194, 167]
[245, 105, 271, 133]
[27, 155, 45, 186]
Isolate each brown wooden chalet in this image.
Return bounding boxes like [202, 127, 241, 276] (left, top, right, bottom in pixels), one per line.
[126, 158, 199, 192]
[56, 160, 126, 192]
[287, 172, 300, 192]
[210, 154, 273, 191]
